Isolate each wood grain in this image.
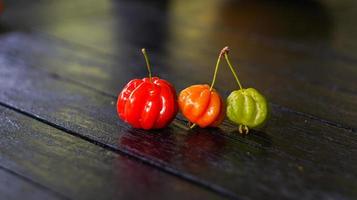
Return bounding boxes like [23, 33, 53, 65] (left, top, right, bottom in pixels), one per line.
[0, 32, 356, 132]
[0, 41, 356, 199]
[0, 105, 222, 200]
[0, 167, 64, 200]
[1, 1, 356, 130]
[1, 0, 356, 199]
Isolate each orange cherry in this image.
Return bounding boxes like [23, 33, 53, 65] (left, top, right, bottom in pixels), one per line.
[179, 84, 224, 128]
[178, 48, 227, 128]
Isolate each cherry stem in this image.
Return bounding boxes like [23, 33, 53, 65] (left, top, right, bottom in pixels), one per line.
[141, 48, 152, 81]
[189, 123, 196, 129]
[209, 47, 226, 90]
[239, 125, 249, 134]
[188, 48, 226, 129]
[222, 47, 244, 90]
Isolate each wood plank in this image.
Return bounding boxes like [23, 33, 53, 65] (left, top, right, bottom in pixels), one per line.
[0, 32, 356, 131]
[2, 0, 357, 128]
[0, 167, 64, 200]
[6, 0, 357, 77]
[3, 0, 357, 84]
[0, 106, 222, 200]
[5, 1, 357, 130]
[0, 39, 356, 199]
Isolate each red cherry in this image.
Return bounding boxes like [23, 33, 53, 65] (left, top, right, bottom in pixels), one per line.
[116, 49, 178, 130]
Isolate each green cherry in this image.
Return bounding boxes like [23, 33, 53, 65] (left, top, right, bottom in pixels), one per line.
[221, 46, 269, 134]
[226, 88, 268, 130]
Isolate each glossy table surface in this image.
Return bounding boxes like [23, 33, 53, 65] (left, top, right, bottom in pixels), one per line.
[0, 0, 356, 199]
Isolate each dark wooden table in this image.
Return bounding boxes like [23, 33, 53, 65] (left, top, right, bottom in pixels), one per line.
[0, 0, 356, 199]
